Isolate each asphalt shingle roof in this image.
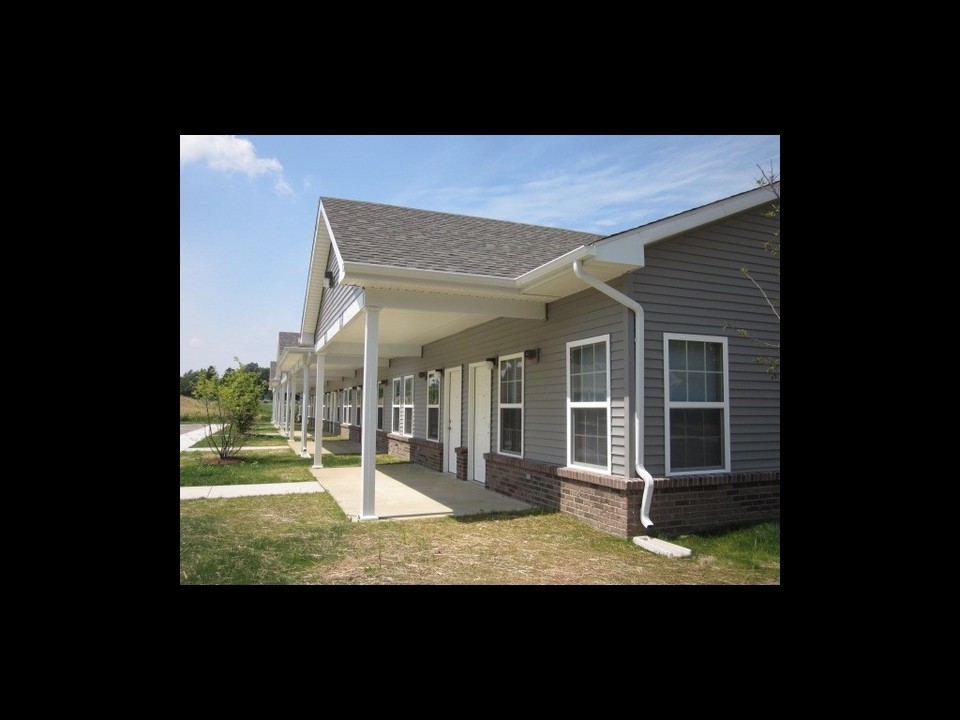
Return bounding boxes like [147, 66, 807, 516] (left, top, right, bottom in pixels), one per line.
[321, 197, 602, 278]
[277, 331, 302, 358]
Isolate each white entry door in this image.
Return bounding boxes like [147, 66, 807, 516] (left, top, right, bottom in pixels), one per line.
[444, 366, 462, 475]
[470, 362, 492, 484]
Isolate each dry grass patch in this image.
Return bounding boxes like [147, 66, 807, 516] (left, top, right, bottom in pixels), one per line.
[302, 510, 779, 585]
[181, 494, 780, 585]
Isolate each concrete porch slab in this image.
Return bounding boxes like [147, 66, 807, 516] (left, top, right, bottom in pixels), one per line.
[312, 463, 531, 521]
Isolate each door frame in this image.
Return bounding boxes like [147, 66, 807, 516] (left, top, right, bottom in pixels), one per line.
[443, 365, 462, 475]
[467, 360, 493, 483]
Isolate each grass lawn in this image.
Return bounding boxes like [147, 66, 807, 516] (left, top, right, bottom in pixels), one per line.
[191, 431, 287, 449]
[319, 453, 409, 468]
[679, 522, 780, 574]
[180, 449, 315, 487]
[180, 491, 780, 585]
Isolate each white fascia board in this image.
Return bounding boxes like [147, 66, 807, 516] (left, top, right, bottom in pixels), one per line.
[599, 183, 778, 249]
[278, 346, 313, 372]
[515, 246, 592, 290]
[342, 261, 519, 296]
[321, 203, 346, 283]
[299, 199, 333, 339]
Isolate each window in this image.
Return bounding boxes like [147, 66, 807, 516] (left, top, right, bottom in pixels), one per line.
[498, 354, 523, 456]
[567, 336, 610, 472]
[356, 385, 362, 426]
[392, 378, 401, 432]
[664, 334, 729, 474]
[403, 376, 414, 436]
[427, 371, 441, 441]
[335, 390, 341, 423]
[344, 387, 353, 425]
[392, 375, 413, 436]
[377, 382, 384, 430]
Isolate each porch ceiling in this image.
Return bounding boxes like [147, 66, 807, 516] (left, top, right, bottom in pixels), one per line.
[305, 290, 534, 386]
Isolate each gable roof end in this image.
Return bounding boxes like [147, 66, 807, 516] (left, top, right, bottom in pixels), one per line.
[593, 182, 780, 255]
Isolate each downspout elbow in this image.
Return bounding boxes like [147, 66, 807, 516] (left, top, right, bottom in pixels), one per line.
[572, 259, 654, 529]
[636, 465, 654, 529]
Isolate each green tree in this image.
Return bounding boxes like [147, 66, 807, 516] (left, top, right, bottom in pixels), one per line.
[180, 366, 216, 397]
[192, 358, 266, 459]
[725, 165, 780, 379]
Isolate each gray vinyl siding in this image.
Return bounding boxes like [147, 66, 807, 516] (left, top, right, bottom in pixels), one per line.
[315, 251, 364, 340]
[631, 205, 780, 475]
[333, 283, 629, 476]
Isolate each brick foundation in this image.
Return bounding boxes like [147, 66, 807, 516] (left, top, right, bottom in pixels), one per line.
[375, 433, 443, 472]
[455, 446, 468, 481]
[649, 471, 780, 535]
[484, 453, 779, 538]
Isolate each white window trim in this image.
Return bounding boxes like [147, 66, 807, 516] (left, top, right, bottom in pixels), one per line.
[566, 334, 612, 474]
[392, 375, 414, 437]
[344, 387, 353, 426]
[427, 371, 442, 442]
[497, 352, 524, 457]
[663, 333, 731, 476]
[377, 381, 384, 431]
[355, 384, 362, 426]
[391, 378, 401, 434]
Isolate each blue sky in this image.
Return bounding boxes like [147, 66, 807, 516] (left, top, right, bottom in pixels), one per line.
[179, 135, 780, 375]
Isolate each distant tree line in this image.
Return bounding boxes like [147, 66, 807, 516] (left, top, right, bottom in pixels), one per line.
[181, 363, 271, 399]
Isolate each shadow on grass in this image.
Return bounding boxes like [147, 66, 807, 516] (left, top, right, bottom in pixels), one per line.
[451, 506, 558, 523]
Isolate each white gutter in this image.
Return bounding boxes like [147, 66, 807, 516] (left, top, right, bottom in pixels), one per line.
[572, 260, 654, 528]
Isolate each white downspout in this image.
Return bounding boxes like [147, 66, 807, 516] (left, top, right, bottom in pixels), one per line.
[572, 260, 654, 528]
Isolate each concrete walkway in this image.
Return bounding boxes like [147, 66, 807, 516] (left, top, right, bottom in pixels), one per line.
[181, 481, 325, 500]
[180, 423, 222, 452]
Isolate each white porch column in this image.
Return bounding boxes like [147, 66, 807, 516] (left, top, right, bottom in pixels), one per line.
[272, 387, 278, 425]
[313, 355, 325, 469]
[359, 307, 380, 521]
[283, 379, 290, 432]
[279, 380, 285, 430]
[288, 371, 297, 441]
[300, 359, 310, 457]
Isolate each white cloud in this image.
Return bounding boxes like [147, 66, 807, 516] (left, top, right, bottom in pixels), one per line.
[398, 136, 779, 235]
[180, 135, 292, 196]
[189, 336, 202, 347]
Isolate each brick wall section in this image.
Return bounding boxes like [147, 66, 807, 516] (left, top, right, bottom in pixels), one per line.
[365, 432, 444, 472]
[316, 427, 444, 471]
[649, 471, 780, 535]
[455, 446, 468, 481]
[484, 453, 779, 538]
